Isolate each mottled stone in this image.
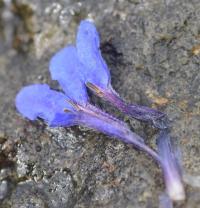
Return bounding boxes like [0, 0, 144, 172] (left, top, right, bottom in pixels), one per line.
[0, 180, 8, 200]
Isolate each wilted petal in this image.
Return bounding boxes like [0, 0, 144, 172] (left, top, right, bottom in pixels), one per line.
[49, 45, 88, 105]
[15, 84, 77, 126]
[157, 130, 185, 201]
[76, 20, 110, 89]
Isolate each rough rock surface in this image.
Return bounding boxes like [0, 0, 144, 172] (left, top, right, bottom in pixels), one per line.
[0, 0, 200, 207]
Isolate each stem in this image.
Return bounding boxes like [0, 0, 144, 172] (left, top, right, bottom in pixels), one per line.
[105, 90, 170, 129]
[78, 104, 161, 163]
[86, 82, 170, 129]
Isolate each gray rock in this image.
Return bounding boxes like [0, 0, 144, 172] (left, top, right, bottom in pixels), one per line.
[0, 0, 200, 207]
[0, 180, 8, 200]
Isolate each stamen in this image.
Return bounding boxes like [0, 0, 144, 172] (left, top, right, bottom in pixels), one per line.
[63, 108, 71, 113]
[66, 99, 81, 111]
[86, 82, 104, 97]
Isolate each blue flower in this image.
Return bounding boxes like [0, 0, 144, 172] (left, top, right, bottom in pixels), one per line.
[15, 19, 163, 164]
[15, 19, 184, 203]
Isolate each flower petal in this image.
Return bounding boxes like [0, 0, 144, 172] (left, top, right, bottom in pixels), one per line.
[15, 84, 77, 126]
[49, 45, 88, 105]
[76, 20, 110, 89]
[157, 130, 185, 201]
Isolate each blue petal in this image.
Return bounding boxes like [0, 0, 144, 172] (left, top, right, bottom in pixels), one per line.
[15, 84, 77, 127]
[76, 20, 111, 89]
[49, 45, 88, 105]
